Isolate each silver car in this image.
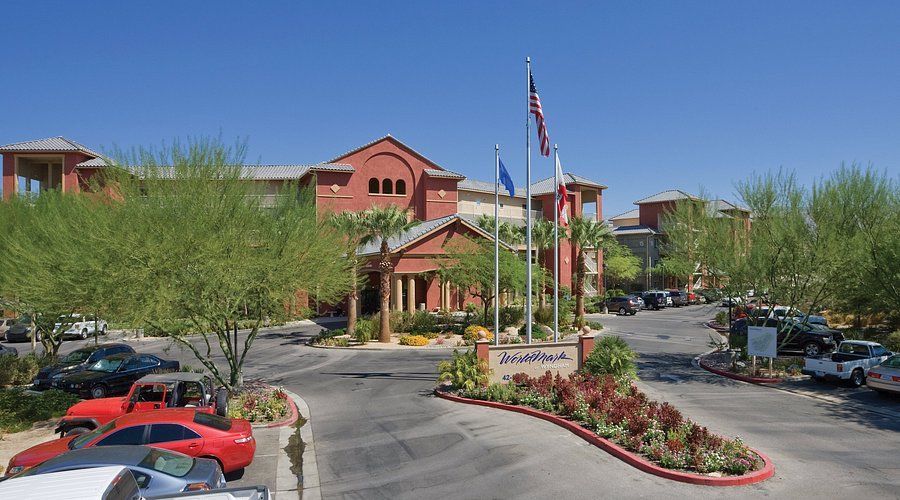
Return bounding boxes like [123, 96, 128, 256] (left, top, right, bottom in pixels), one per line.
[867, 354, 900, 396]
[10, 445, 225, 497]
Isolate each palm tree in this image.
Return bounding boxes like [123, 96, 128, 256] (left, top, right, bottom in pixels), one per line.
[569, 215, 615, 322]
[361, 205, 417, 342]
[329, 211, 366, 338]
[531, 219, 559, 309]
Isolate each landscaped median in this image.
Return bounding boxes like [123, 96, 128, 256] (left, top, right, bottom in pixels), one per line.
[435, 342, 774, 486]
[697, 350, 806, 384]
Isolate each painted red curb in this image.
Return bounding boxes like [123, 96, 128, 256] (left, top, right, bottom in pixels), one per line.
[435, 388, 775, 487]
[698, 356, 783, 384]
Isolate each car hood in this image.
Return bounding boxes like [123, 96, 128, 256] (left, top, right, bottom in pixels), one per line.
[38, 362, 83, 379]
[64, 396, 129, 418]
[6, 325, 30, 334]
[8, 436, 75, 470]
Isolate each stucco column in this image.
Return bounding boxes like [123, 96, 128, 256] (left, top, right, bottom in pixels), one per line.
[407, 275, 416, 312]
[394, 275, 404, 311]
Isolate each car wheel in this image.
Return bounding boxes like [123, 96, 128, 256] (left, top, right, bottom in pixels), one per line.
[850, 369, 865, 388]
[215, 388, 229, 417]
[80, 329, 88, 339]
[630, 311, 637, 315]
[803, 342, 822, 357]
[618, 307, 626, 315]
[101, 326, 107, 336]
[90, 384, 107, 399]
[65, 426, 91, 437]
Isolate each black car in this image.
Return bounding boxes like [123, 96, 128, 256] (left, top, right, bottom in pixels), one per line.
[731, 318, 843, 357]
[667, 291, 688, 307]
[606, 296, 640, 315]
[4, 316, 37, 343]
[641, 291, 668, 310]
[33, 343, 135, 390]
[0, 344, 18, 357]
[51, 353, 179, 399]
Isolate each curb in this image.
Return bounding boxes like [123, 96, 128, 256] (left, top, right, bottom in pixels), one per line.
[697, 354, 784, 384]
[276, 389, 321, 500]
[307, 341, 462, 351]
[434, 389, 775, 487]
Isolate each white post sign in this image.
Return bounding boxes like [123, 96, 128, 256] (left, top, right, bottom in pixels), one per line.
[747, 326, 777, 358]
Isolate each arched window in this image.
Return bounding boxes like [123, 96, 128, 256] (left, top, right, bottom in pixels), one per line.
[382, 179, 393, 194]
[395, 179, 406, 195]
[368, 178, 379, 194]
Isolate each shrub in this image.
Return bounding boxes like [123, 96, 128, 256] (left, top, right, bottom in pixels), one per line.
[420, 332, 440, 340]
[354, 318, 375, 343]
[531, 324, 549, 341]
[714, 311, 728, 326]
[534, 307, 554, 326]
[227, 384, 289, 423]
[0, 388, 79, 433]
[586, 321, 603, 332]
[408, 311, 438, 334]
[463, 325, 493, 344]
[437, 349, 489, 390]
[319, 337, 349, 347]
[583, 336, 637, 380]
[0, 353, 47, 387]
[885, 331, 900, 352]
[482, 306, 525, 329]
[399, 335, 429, 346]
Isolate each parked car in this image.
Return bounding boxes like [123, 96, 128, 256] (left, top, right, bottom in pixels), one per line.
[54, 314, 109, 340]
[0, 466, 142, 500]
[606, 296, 640, 316]
[802, 341, 893, 387]
[0, 317, 17, 340]
[7, 409, 255, 475]
[686, 291, 698, 305]
[56, 373, 229, 436]
[667, 290, 688, 307]
[33, 343, 135, 391]
[0, 344, 18, 358]
[4, 315, 37, 343]
[719, 296, 743, 307]
[627, 293, 645, 309]
[8, 446, 226, 497]
[731, 318, 843, 357]
[641, 291, 668, 310]
[50, 353, 179, 399]
[866, 354, 900, 396]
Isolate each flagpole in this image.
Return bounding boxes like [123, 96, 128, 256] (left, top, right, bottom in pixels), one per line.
[553, 144, 559, 343]
[494, 144, 500, 346]
[525, 56, 533, 345]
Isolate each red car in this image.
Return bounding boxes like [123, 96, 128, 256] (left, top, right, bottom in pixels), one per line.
[7, 409, 254, 476]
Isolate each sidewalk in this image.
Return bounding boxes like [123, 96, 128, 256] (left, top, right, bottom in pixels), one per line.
[229, 390, 320, 500]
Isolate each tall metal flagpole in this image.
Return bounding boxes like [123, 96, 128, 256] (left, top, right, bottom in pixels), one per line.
[494, 144, 500, 346]
[525, 57, 533, 344]
[553, 144, 559, 343]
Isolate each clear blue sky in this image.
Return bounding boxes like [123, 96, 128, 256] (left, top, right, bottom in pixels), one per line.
[1, 1, 898, 216]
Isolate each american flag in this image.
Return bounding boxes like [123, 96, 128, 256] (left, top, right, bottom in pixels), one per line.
[529, 73, 550, 157]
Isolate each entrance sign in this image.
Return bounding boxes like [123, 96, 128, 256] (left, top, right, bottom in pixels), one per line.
[476, 335, 594, 384]
[747, 326, 777, 358]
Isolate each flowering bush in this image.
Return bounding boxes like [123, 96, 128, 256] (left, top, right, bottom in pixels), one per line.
[228, 384, 290, 423]
[459, 371, 760, 476]
[399, 335, 429, 346]
[462, 325, 493, 344]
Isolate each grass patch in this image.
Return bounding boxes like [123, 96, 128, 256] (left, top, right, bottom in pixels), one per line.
[0, 389, 79, 433]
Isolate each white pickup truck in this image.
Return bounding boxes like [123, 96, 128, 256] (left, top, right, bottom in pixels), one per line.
[803, 340, 893, 387]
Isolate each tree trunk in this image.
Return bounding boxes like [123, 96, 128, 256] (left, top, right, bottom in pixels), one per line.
[575, 249, 586, 321]
[347, 260, 358, 336]
[379, 241, 392, 342]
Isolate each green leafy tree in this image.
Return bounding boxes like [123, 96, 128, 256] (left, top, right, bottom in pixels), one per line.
[530, 219, 561, 309]
[568, 215, 615, 322]
[102, 137, 350, 390]
[603, 241, 642, 289]
[330, 211, 367, 337]
[437, 237, 527, 327]
[360, 205, 417, 342]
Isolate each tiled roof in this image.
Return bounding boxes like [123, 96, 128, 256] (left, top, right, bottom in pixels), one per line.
[612, 224, 659, 236]
[357, 214, 511, 256]
[531, 172, 607, 195]
[127, 164, 350, 180]
[609, 208, 639, 221]
[309, 163, 355, 173]
[423, 168, 465, 180]
[0, 136, 102, 157]
[710, 199, 750, 213]
[458, 178, 527, 197]
[75, 157, 112, 168]
[633, 189, 699, 205]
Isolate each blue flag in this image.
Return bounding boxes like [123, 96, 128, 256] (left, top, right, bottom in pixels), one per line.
[498, 158, 515, 195]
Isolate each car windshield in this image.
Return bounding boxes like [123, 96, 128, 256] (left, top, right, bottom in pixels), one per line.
[14, 316, 31, 325]
[88, 358, 124, 373]
[69, 421, 116, 450]
[879, 355, 900, 368]
[138, 448, 195, 477]
[62, 350, 93, 364]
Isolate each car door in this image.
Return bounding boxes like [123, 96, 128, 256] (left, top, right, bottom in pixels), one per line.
[93, 424, 148, 447]
[146, 423, 204, 456]
[114, 356, 145, 393]
[132, 383, 168, 411]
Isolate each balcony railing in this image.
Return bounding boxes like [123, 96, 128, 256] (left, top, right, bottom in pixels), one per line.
[584, 252, 598, 273]
[584, 280, 598, 297]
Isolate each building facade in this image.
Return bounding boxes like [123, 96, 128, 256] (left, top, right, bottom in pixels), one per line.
[1, 135, 607, 314]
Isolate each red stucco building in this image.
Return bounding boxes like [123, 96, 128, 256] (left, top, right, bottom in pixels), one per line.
[1, 135, 607, 314]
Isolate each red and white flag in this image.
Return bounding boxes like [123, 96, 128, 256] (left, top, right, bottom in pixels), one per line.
[555, 153, 568, 226]
[529, 73, 551, 157]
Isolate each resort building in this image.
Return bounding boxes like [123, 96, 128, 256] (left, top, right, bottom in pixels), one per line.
[1, 135, 607, 314]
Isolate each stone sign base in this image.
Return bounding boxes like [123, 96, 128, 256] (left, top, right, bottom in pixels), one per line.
[475, 335, 595, 384]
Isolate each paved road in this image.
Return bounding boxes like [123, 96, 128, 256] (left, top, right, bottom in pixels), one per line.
[5, 308, 899, 499]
